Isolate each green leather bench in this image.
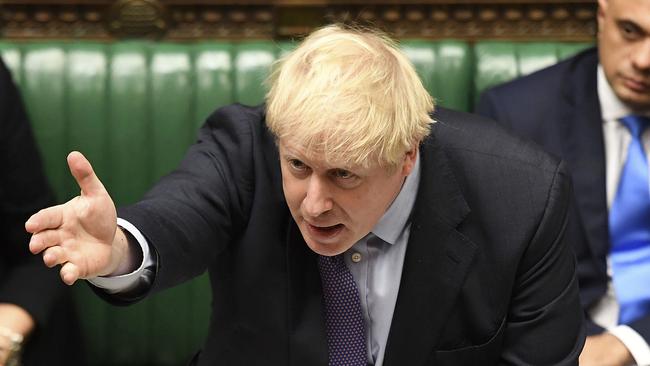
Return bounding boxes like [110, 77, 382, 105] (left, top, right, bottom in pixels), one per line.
[0, 39, 590, 365]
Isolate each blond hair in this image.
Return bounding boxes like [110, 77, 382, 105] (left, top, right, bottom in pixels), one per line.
[265, 24, 434, 169]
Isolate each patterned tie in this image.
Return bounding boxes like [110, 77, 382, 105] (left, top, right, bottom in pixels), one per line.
[318, 255, 367, 366]
[609, 115, 650, 324]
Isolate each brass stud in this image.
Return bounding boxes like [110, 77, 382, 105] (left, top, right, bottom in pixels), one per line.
[84, 11, 102, 22]
[431, 9, 448, 22]
[34, 11, 51, 23]
[479, 9, 498, 22]
[383, 9, 400, 22]
[254, 10, 272, 22]
[575, 8, 596, 20]
[552, 7, 570, 20]
[13, 11, 27, 22]
[359, 10, 375, 21]
[528, 8, 546, 21]
[504, 8, 523, 21]
[59, 11, 78, 23]
[406, 9, 424, 22]
[453, 9, 473, 22]
[183, 11, 196, 22]
[229, 10, 247, 23]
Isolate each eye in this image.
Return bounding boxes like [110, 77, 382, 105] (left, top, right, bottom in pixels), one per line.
[286, 158, 312, 177]
[332, 169, 355, 180]
[618, 21, 643, 40]
[288, 158, 307, 171]
[329, 169, 361, 188]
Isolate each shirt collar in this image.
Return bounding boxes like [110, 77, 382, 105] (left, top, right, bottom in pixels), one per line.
[597, 65, 650, 122]
[370, 152, 421, 245]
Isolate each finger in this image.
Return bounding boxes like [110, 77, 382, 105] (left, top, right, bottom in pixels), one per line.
[29, 229, 62, 254]
[42, 246, 67, 268]
[25, 205, 64, 233]
[67, 151, 106, 197]
[60, 262, 80, 286]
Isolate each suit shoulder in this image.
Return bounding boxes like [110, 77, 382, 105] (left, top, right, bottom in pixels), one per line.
[198, 103, 275, 146]
[205, 103, 267, 130]
[482, 47, 597, 100]
[431, 107, 559, 172]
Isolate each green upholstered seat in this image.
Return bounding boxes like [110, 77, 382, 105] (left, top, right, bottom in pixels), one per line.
[0, 39, 590, 365]
[472, 41, 592, 104]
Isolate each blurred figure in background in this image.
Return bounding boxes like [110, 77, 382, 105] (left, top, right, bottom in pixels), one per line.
[0, 58, 83, 365]
[477, 0, 650, 365]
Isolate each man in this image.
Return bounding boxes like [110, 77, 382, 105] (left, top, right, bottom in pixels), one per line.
[476, 1, 650, 365]
[0, 58, 83, 365]
[26, 25, 584, 365]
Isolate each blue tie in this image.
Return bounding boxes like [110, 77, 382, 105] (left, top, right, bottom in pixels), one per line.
[318, 255, 367, 366]
[609, 115, 650, 324]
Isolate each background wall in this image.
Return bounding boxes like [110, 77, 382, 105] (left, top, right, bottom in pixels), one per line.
[0, 0, 596, 41]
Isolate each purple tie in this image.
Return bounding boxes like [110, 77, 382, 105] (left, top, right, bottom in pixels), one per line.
[318, 255, 367, 366]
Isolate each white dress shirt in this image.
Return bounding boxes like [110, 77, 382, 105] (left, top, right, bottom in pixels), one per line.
[590, 65, 650, 366]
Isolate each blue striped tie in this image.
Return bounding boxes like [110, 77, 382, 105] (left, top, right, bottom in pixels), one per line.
[609, 115, 650, 324]
[318, 255, 367, 366]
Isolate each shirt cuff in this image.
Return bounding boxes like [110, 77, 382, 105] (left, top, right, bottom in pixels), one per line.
[609, 325, 650, 366]
[87, 218, 154, 294]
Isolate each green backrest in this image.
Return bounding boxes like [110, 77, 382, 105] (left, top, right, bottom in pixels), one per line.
[1, 41, 285, 366]
[472, 41, 592, 104]
[1, 39, 590, 365]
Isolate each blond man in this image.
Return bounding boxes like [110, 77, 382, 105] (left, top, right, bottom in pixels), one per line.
[26, 25, 583, 365]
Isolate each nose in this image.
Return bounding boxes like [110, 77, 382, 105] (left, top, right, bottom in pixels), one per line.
[632, 39, 650, 72]
[302, 175, 333, 218]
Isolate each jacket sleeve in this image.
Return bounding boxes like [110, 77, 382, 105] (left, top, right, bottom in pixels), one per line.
[500, 161, 585, 365]
[116, 105, 264, 298]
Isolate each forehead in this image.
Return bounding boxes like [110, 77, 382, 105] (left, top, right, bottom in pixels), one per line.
[278, 139, 368, 172]
[607, 0, 650, 24]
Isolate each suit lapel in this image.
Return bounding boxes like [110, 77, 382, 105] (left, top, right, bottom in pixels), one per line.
[286, 221, 329, 366]
[558, 52, 610, 263]
[384, 136, 477, 366]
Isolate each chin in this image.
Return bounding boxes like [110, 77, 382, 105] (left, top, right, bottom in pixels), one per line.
[621, 94, 650, 110]
[302, 235, 352, 257]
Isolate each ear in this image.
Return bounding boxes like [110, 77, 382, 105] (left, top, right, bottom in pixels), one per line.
[400, 145, 419, 176]
[597, 0, 608, 31]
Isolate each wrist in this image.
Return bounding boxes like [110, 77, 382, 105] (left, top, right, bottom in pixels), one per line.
[605, 332, 635, 365]
[104, 227, 141, 276]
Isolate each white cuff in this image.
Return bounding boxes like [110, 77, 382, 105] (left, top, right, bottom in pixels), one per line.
[87, 218, 154, 294]
[609, 325, 650, 366]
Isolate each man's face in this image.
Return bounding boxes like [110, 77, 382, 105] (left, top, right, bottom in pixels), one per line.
[278, 139, 417, 256]
[598, 0, 650, 110]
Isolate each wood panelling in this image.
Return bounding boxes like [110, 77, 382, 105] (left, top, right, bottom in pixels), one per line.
[0, 1, 597, 41]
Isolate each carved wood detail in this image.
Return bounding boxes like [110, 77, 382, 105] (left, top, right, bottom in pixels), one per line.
[0, 1, 597, 41]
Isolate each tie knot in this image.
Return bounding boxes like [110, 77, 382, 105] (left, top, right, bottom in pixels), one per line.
[621, 115, 650, 138]
[318, 254, 345, 272]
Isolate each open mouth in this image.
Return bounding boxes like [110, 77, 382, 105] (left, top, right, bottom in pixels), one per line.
[307, 223, 345, 238]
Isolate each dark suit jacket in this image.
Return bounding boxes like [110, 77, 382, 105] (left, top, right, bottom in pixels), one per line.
[476, 48, 645, 339]
[0, 59, 84, 365]
[118, 104, 585, 365]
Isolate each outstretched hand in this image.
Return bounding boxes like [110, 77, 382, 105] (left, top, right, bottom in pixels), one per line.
[25, 151, 128, 285]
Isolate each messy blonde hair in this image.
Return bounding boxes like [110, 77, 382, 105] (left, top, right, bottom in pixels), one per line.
[265, 24, 434, 169]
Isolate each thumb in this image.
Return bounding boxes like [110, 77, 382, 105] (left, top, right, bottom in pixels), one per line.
[67, 151, 106, 197]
